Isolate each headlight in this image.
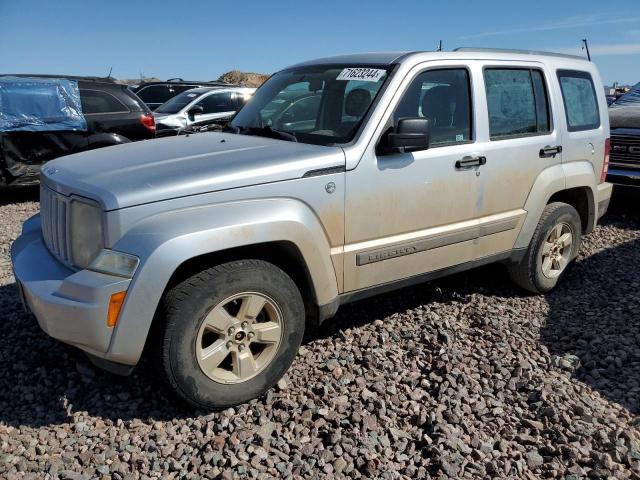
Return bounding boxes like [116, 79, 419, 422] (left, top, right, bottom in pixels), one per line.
[89, 250, 139, 278]
[70, 199, 104, 269]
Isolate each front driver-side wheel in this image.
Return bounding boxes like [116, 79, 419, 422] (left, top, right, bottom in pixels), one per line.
[154, 259, 305, 409]
[508, 202, 582, 293]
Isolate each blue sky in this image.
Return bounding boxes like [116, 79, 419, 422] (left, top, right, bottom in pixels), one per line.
[1, 0, 639, 86]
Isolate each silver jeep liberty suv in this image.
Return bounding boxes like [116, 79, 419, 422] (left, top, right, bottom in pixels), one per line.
[12, 49, 613, 408]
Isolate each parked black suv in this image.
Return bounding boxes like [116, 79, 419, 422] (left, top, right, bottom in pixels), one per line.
[608, 82, 640, 187]
[132, 78, 232, 110]
[0, 76, 155, 187]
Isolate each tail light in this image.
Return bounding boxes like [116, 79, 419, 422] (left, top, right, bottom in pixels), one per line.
[600, 137, 610, 183]
[139, 113, 156, 133]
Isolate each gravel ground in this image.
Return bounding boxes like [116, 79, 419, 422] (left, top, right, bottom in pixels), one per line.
[0, 186, 639, 479]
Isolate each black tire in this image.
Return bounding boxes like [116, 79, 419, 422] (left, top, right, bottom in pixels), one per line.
[154, 259, 305, 409]
[508, 202, 582, 293]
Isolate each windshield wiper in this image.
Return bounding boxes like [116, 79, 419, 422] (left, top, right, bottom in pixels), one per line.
[226, 125, 298, 142]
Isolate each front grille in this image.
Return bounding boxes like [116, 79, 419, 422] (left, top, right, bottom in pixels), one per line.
[610, 134, 640, 170]
[40, 185, 72, 266]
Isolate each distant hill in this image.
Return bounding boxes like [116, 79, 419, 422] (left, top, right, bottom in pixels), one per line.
[216, 71, 269, 87]
[115, 71, 269, 88]
[116, 77, 161, 86]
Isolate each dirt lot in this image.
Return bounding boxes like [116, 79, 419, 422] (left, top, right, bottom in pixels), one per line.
[0, 187, 639, 479]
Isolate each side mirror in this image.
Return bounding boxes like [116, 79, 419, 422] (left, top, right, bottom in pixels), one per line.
[187, 105, 204, 118]
[387, 117, 430, 153]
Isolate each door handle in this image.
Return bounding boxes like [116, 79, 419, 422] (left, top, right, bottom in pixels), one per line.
[455, 156, 486, 169]
[539, 145, 562, 158]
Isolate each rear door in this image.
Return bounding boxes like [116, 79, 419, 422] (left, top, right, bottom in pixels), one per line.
[470, 62, 560, 259]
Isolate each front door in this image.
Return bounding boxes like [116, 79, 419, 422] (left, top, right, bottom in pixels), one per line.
[190, 92, 237, 126]
[343, 65, 482, 292]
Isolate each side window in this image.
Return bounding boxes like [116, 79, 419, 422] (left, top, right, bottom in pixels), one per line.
[80, 89, 129, 114]
[393, 69, 472, 146]
[557, 70, 600, 132]
[136, 85, 170, 104]
[484, 68, 551, 139]
[234, 93, 252, 110]
[197, 93, 236, 114]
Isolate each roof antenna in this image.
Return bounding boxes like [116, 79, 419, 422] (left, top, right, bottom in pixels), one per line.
[437, 40, 443, 52]
[581, 39, 591, 61]
[107, 66, 113, 79]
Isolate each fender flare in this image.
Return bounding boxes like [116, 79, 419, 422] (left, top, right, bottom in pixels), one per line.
[513, 161, 597, 250]
[106, 198, 339, 365]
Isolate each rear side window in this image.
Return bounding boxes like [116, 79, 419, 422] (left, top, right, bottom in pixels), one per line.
[80, 89, 128, 114]
[484, 68, 551, 139]
[557, 70, 600, 132]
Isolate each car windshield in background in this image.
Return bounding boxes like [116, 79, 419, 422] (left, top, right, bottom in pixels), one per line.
[610, 82, 640, 107]
[155, 90, 207, 114]
[230, 65, 391, 145]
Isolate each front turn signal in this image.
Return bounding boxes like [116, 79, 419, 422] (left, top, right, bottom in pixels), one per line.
[107, 291, 127, 327]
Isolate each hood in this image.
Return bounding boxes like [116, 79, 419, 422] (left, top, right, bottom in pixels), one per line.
[609, 106, 640, 130]
[42, 132, 345, 210]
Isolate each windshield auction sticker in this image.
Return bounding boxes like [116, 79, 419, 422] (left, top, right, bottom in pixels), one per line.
[336, 68, 386, 82]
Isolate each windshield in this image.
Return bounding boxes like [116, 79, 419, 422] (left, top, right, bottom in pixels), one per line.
[155, 89, 208, 114]
[230, 65, 391, 145]
[610, 82, 640, 108]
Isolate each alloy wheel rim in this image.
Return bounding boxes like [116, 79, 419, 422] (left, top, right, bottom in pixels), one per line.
[541, 222, 573, 279]
[195, 292, 283, 384]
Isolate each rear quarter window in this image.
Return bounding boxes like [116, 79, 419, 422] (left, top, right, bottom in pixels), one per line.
[557, 70, 600, 132]
[80, 89, 129, 114]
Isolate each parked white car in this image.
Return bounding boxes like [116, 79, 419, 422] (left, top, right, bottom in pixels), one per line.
[153, 86, 255, 135]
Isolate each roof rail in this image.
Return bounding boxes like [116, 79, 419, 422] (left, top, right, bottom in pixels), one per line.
[0, 73, 117, 83]
[453, 47, 588, 61]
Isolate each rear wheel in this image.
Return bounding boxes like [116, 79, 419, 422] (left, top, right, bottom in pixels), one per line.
[508, 202, 582, 293]
[155, 259, 305, 409]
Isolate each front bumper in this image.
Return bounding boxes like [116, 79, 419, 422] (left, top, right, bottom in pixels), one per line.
[11, 215, 131, 361]
[606, 168, 640, 188]
[596, 182, 613, 220]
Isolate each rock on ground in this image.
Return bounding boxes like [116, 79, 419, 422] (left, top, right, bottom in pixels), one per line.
[0, 186, 639, 479]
